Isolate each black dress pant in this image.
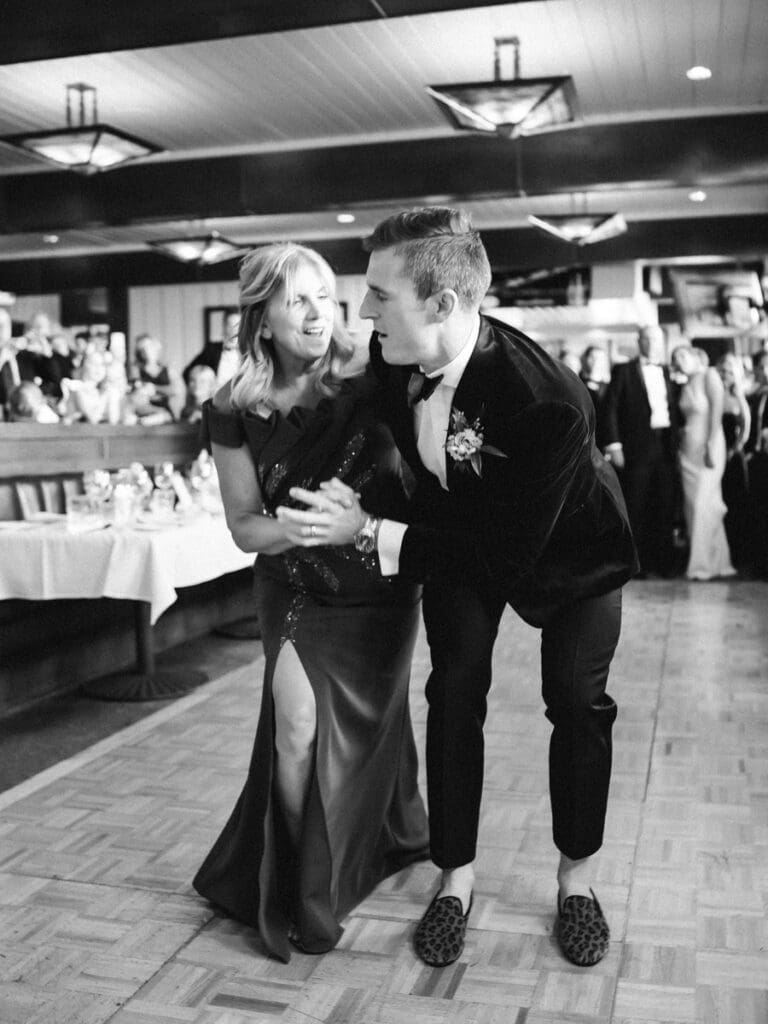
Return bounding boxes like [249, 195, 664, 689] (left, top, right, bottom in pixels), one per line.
[422, 582, 622, 868]
[620, 429, 678, 575]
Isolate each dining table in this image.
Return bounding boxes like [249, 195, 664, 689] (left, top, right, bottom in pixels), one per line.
[0, 509, 255, 701]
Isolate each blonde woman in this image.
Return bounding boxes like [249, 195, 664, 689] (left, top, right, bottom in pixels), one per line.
[672, 344, 736, 580]
[192, 243, 428, 961]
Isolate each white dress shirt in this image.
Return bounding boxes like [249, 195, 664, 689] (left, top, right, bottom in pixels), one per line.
[377, 322, 480, 576]
[641, 361, 671, 429]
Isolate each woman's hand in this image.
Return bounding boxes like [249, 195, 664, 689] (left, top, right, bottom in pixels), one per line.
[276, 478, 367, 547]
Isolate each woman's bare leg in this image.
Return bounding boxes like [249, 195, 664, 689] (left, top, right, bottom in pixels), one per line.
[272, 641, 317, 848]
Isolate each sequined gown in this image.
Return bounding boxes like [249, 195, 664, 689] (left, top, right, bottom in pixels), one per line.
[192, 378, 429, 962]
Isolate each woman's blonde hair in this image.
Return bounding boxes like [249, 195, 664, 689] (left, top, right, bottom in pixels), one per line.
[229, 242, 355, 411]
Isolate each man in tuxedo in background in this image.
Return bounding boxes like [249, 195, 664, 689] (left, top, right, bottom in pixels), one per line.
[183, 310, 241, 386]
[603, 325, 680, 578]
[278, 207, 638, 969]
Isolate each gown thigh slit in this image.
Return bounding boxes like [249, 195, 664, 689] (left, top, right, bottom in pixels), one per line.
[193, 382, 429, 962]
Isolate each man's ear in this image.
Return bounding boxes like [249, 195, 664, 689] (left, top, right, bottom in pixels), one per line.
[431, 289, 459, 321]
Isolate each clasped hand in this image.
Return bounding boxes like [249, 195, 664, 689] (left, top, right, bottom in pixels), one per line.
[276, 477, 366, 547]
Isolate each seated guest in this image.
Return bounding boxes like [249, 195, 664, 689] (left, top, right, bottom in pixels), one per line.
[8, 381, 60, 423]
[16, 312, 54, 387]
[72, 331, 91, 371]
[183, 311, 241, 386]
[0, 311, 21, 417]
[130, 333, 181, 419]
[60, 349, 133, 425]
[49, 330, 75, 379]
[180, 364, 216, 424]
[32, 329, 76, 399]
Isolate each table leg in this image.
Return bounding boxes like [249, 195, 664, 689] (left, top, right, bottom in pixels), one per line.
[81, 600, 208, 702]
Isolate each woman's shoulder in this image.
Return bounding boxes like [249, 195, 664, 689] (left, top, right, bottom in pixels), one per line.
[204, 385, 249, 447]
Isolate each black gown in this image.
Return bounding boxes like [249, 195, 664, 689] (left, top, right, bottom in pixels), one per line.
[721, 409, 750, 570]
[192, 377, 429, 962]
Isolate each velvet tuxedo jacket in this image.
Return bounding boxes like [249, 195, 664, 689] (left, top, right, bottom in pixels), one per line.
[371, 315, 638, 627]
[602, 356, 679, 462]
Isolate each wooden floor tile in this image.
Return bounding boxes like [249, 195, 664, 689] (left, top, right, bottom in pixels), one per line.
[1, 578, 767, 1022]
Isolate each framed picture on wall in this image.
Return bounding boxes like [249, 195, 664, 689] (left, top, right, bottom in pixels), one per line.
[669, 268, 763, 338]
[204, 305, 239, 345]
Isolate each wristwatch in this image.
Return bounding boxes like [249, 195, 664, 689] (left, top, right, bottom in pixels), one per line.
[353, 515, 380, 554]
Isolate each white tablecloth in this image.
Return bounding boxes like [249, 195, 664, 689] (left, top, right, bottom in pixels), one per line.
[0, 513, 255, 623]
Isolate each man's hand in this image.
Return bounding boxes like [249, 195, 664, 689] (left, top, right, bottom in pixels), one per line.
[604, 448, 625, 471]
[276, 478, 367, 547]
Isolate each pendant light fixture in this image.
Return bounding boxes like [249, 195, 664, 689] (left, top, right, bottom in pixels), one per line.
[426, 36, 577, 139]
[3, 83, 161, 174]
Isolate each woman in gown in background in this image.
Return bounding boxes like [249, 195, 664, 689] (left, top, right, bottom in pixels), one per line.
[716, 352, 751, 571]
[193, 242, 429, 962]
[671, 344, 736, 581]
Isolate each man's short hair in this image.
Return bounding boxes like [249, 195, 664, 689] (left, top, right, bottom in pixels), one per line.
[364, 206, 492, 310]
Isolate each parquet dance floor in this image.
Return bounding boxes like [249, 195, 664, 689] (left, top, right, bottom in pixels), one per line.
[1, 578, 767, 1024]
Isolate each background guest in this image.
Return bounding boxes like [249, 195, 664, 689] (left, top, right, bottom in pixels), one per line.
[7, 381, 60, 423]
[183, 311, 241, 386]
[130, 333, 181, 420]
[745, 349, 768, 577]
[580, 345, 611, 450]
[671, 344, 735, 581]
[603, 325, 680, 577]
[180, 364, 217, 424]
[717, 352, 751, 571]
[60, 349, 132, 425]
[558, 348, 582, 375]
[0, 309, 20, 418]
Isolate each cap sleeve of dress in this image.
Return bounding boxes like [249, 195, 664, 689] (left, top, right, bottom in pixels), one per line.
[200, 399, 247, 448]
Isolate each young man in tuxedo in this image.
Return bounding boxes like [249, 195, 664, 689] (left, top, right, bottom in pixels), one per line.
[277, 207, 638, 968]
[603, 325, 680, 577]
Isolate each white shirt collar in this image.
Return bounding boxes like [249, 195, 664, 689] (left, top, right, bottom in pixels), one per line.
[421, 318, 480, 389]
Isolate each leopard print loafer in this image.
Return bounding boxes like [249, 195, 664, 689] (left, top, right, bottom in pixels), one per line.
[414, 892, 473, 967]
[556, 888, 609, 966]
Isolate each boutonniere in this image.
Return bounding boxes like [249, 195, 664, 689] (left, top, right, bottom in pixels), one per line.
[445, 408, 508, 478]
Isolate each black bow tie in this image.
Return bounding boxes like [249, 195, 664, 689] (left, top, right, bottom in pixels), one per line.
[407, 371, 444, 407]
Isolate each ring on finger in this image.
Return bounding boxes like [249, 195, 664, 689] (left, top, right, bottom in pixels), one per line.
[310, 524, 317, 537]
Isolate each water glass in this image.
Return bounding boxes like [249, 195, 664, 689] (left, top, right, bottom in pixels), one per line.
[66, 493, 104, 533]
[150, 487, 176, 520]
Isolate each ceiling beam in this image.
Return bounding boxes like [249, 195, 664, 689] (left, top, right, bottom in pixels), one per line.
[1, 1, 523, 64]
[3, 215, 767, 295]
[2, 113, 767, 236]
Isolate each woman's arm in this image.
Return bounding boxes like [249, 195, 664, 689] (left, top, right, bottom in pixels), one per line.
[212, 440, 296, 554]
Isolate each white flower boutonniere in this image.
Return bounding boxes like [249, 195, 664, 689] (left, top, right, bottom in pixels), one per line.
[445, 409, 508, 478]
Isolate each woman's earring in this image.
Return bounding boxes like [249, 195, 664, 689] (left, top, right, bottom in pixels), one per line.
[261, 325, 272, 340]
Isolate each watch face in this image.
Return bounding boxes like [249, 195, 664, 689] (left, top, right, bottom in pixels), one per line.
[355, 531, 375, 554]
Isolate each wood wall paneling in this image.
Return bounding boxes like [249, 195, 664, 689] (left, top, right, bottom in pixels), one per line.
[0, 423, 202, 480]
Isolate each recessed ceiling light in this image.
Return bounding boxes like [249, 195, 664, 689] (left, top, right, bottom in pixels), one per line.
[689, 190, 707, 202]
[336, 213, 356, 224]
[686, 65, 712, 81]
[43, 234, 59, 243]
